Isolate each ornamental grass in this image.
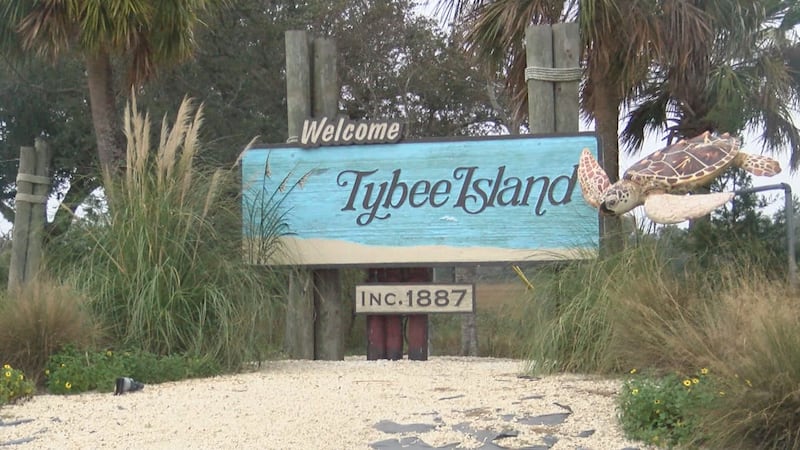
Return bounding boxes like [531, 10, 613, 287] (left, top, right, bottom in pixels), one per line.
[46, 97, 286, 369]
[521, 233, 800, 448]
[0, 278, 98, 386]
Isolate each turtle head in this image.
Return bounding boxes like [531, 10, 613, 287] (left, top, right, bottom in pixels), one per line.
[599, 180, 641, 215]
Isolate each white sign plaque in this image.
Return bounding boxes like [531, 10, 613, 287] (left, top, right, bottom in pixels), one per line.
[355, 284, 475, 314]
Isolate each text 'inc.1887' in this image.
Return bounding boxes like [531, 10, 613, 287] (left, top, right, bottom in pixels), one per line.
[355, 284, 475, 314]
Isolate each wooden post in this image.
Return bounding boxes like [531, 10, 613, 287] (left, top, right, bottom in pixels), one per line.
[284, 31, 347, 360]
[366, 268, 400, 360]
[406, 315, 428, 360]
[552, 23, 580, 133]
[456, 266, 478, 356]
[286, 30, 311, 143]
[312, 37, 338, 118]
[525, 23, 581, 134]
[311, 37, 345, 361]
[525, 26, 555, 134]
[8, 139, 51, 291]
[385, 315, 404, 360]
[404, 267, 432, 360]
[284, 30, 315, 359]
[9, 146, 35, 291]
[366, 315, 387, 360]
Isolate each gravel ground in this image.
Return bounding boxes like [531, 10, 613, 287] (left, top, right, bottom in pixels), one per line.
[0, 357, 650, 450]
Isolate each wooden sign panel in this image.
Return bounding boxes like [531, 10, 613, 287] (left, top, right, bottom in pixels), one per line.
[355, 284, 475, 314]
[242, 133, 599, 266]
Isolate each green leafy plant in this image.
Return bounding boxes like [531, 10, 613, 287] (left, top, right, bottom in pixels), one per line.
[0, 363, 35, 405]
[45, 347, 124, 394]
[45, 346, 221, 395]
[618, 368, 720, 447]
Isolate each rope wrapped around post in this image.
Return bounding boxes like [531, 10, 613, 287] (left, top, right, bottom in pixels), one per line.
[15, 173, 50, 205]
[524, 66, 582, 82]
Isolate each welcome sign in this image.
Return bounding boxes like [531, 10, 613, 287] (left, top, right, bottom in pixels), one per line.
[242, 132, 599, 266]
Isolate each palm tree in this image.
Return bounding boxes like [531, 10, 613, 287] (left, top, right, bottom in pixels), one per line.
[435, 0, 799, 250]
[622, 1, 800, 162]
[0, 1, 225, 172]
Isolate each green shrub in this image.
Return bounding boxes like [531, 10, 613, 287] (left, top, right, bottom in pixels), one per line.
[0, 363, 35, 405]
[618, 368, 721, 447]
[45, 346, 221, 395]
[45, 347, 124, 394]
[0, 278, 99, 386]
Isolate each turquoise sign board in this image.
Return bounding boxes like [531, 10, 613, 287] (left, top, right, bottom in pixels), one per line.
[242, 133, 599, 266]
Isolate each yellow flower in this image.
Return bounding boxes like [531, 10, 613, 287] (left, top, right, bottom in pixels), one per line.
[65, 382, 72, 390]
[654, 399, 661, 405]
[4, 371, 10, 378]
[629, 368, 637, 374]
[106, 350, 113, 357]
[692, 378, 700, 384]
[60, 363, 65, 368]
[2, 364, 10, 370]
[18, 374, 23, 381]
[44, 369, 50, 376]
[682, 379, 692, 387]
[745, 379, 752, 387]
[719, 391, 726, 396]
[631, 388, 639, 395]
[700, 367, 709, 375]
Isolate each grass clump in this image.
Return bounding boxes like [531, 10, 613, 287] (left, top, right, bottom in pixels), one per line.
[697, 294, 800, 450]
[521, 232, 800, 448]
[0, 278, 98, 386]
[47, 97, 285, 369]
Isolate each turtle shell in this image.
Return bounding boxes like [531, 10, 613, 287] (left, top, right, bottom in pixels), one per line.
[623, 132, 739, 191]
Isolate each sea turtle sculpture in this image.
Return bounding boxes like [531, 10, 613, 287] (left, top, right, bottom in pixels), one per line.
[578, 131, 782, 224]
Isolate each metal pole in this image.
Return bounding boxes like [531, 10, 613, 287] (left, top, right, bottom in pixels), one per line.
[733, 183, 796, 288]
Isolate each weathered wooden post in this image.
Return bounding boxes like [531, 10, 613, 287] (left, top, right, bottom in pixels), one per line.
[311, 36, 345, 361]
[404, 268, 433, 360]
[284, 30, 316, 359]
[456, 266, 478, 356]
[525, 23, 580, 134]
[284, 30, 346, 361]
[8, 138, 51, 291]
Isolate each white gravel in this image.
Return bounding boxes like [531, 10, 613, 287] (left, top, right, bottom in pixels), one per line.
[0, 356, 650, 449]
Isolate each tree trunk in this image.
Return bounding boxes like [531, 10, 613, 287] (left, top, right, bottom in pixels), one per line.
[85, 51, 124, 172]
[590, 75, 625, 256]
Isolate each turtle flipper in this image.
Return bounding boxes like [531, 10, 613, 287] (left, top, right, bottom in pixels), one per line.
[643, 192, 734, 224]
[578, 148, 610, 209]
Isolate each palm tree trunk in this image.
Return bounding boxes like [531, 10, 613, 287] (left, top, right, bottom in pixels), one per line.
[591, 76, 625, 255]
[85, 50, 124, 172]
